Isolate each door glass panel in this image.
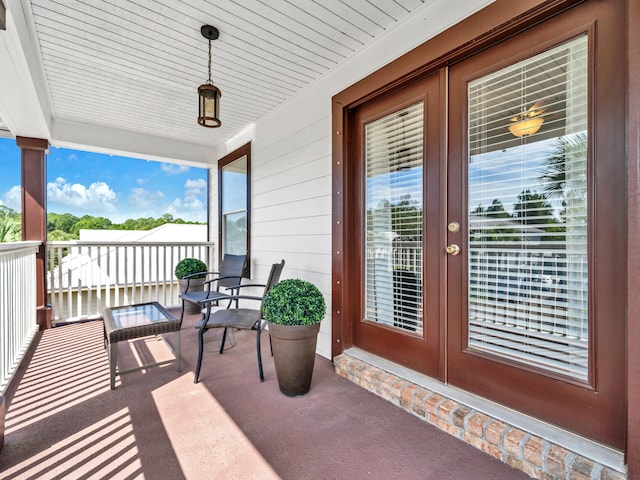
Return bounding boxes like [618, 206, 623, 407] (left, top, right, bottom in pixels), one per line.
[365, 103, 423, 334]
[466, 35, 588, 381]
[221, 156, 247, 256]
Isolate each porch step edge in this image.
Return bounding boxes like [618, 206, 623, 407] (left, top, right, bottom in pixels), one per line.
[335, 348, 626, 479]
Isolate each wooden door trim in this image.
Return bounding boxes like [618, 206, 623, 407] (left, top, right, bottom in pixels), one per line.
[217, 142, 251, 275]
[627, 0, 640, 474]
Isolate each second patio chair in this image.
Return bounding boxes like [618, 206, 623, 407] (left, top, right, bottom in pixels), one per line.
[179, 254, 248, 323]
[193, 259, 285, 384]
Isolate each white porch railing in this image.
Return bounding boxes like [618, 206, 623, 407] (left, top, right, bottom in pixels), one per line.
[46, 241, 215, 324]
[0, 241, 39, 395]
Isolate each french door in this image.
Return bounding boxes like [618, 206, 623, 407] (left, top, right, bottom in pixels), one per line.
[446, 5, 625, 448]
[348, 0, 624, 448]
[352, 72, 443, 378]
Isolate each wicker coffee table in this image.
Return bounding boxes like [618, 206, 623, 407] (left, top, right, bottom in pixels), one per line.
[103, 302, 181, 389]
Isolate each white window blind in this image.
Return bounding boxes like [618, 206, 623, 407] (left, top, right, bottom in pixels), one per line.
[365, 103, 423, 333]
[466, 35, 589, 381]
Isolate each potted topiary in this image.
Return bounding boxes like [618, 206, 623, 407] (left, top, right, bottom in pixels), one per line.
[175, 258, 208, 315]
[262, 278, 326, 396]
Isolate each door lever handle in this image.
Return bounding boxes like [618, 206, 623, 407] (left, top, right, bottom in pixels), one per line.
[446, 244, 461, 256]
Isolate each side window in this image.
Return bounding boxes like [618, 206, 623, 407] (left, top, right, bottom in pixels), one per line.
[218, 143, 250, 271]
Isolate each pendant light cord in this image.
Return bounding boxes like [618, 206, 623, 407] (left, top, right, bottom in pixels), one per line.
[207, 40, 212, 85]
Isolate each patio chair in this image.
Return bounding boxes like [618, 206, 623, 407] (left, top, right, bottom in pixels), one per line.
[194, 259, 285, 384]
[179, 254, 248, 323]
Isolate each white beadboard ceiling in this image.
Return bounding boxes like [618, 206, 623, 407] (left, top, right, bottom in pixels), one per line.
[24, 0, 427, 151]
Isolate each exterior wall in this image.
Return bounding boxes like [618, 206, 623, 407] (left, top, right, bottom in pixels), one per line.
[247, 0, 492, 359]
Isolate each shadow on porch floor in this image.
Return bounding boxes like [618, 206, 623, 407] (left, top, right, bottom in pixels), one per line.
[0, 311, 527, 479]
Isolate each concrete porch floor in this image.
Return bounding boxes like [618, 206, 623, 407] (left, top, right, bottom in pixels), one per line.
[0, 312, 528, 479]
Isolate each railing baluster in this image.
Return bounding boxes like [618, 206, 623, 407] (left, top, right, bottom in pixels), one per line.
[142, 245, 147, 303]
[123, 246, 129, 305]
[97, 245, 103, 314]
[161, 245, 167, 305]
[133, 245, 138, 304]
[170, 246, 175, 301]
[105, 245, 111, 308]
[154, 245, 159, 303]
[85, 245, 91, 318]
[55, 246, 61, 319]
[67, 254, 73, 322]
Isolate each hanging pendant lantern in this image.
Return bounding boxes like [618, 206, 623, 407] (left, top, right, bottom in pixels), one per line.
[198, 25, 222, 128]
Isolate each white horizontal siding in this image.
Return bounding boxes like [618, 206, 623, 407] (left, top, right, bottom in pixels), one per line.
[255, 154, 331, 194]
[258, 235, 330, 256]
[251, 111, 334, 358]
[253, 175, 331, 209]
[252, 216, 332, 237]
[253, 193, 331, 223]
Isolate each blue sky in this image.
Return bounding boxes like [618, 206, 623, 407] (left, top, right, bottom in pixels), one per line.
[0, 137, 208, 223]
[468, 138, 562, 215]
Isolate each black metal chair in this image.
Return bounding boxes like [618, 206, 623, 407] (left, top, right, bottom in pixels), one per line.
[179, 254, 248, 323]
[193, 260, 285, 384]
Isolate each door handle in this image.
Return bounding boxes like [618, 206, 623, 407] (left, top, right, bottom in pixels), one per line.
[446, 244, 461, 256]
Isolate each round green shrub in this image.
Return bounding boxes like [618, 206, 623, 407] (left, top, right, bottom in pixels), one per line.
[262, 279, 326, 326]
[174, 258, 208, 279]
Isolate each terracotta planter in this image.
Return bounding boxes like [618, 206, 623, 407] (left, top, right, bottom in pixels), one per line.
[268, 322, 320, 397]
[179, 278, 206, 315]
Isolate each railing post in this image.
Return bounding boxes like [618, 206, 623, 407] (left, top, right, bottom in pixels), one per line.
[17, 136, 51, 330]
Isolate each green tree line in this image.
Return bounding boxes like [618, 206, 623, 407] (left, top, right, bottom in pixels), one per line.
[0, 207, 204, 242]
[47, 212, 204, 240]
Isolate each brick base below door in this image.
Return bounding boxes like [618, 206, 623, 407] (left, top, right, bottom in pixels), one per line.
[333, 353, 626, 480]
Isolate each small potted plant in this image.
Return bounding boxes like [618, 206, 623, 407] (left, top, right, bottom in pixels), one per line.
[175, 258, 208, 315]
[262, 278, 326, 396]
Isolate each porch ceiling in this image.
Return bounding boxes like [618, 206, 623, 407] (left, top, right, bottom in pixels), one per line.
[0, 0, 432, 165]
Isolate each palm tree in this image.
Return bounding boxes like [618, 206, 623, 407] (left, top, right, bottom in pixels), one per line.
[538, 132, 587, 202]
[0, 217, 21, 242]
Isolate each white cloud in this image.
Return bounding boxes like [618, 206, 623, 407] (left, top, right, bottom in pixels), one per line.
[184, 178, 206, 189]
[166, 194, 206, 222]
[4, 185, 22, 211]
[161, 163, 190, 175]
[136, 178, 146, 185]
[123, 187, 206, 223]
[128, 187, 164, 210]
[68, 153, 79, 162]
[184, 178, 207, 196]
[47, 177, 118, 213]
